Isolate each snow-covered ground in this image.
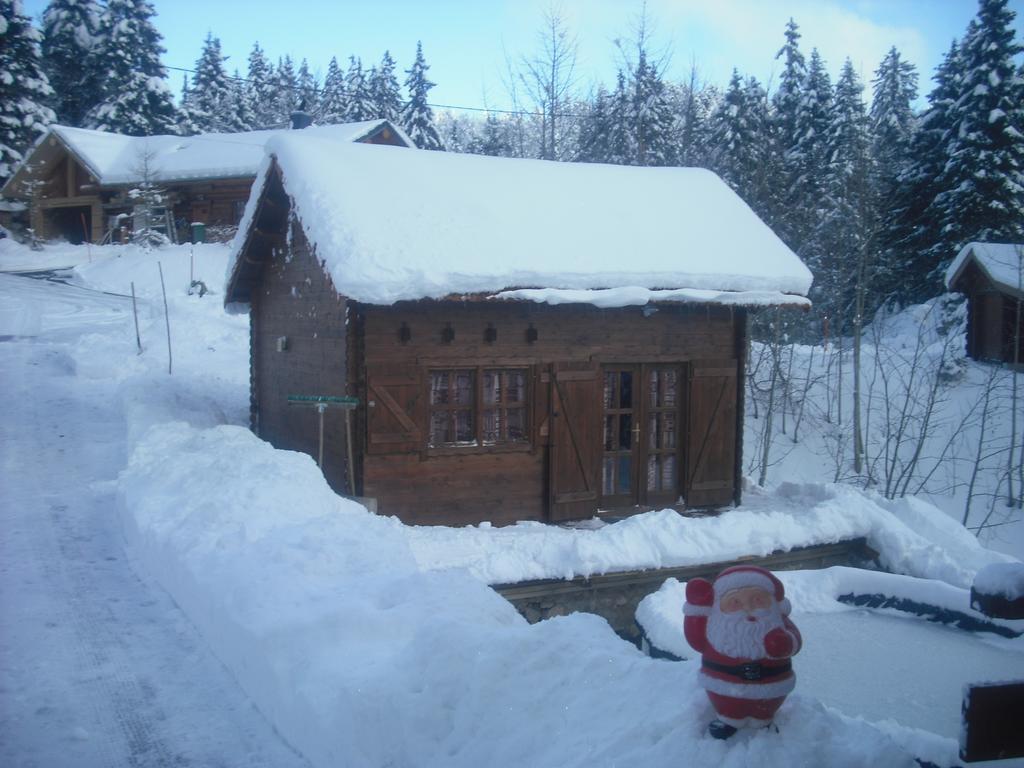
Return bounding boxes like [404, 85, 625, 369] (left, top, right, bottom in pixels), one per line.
[2, 238, 1023, 767]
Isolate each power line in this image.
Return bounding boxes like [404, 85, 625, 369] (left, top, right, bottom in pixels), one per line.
[166, 64, 591, 120]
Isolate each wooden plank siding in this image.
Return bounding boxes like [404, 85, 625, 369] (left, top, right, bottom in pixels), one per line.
[353, 300, 743, 525]
[251, 225, 352, 493]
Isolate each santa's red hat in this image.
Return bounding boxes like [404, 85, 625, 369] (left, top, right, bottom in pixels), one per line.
[683, 565, 791, 617]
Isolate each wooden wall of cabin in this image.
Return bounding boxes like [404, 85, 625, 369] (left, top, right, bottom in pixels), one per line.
[168, 178, 254, 240]
[352, 301, 743, 526]
[251, 225, 351, 492]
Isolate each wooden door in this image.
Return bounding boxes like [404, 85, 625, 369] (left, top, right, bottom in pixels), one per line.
[366, 365, 424, 454]
[549, 363, 602, 521]
[601, 364, 685, 510]
[685, 360, 738, 508]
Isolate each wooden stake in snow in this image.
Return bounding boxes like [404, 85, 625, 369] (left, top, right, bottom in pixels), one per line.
[157, 262, 172, 375]
[130, 281, 142, 354]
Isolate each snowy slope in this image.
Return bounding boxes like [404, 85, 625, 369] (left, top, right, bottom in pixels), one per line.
[3, 238, 1022, 768]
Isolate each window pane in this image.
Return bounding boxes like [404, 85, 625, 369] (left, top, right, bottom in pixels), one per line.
[662, 455, 677, 489]
[662, 413, 677, 449]
[455, 409, 473, 442]
[618, 414, 632, 450]
[602, 457, 615, 495]
[663, 370, 677, 407]
[603, 372, 615, 409]
[604, 415, 614, 451]
[648, 413, 658, 450]
[619, 371, 633, 408]
[647, 455, 658, 491]
[429, 411, 450, 445]
[483, 370, 499, 405]
[617, 456, 631, 495]
[506, 371, 524, 403]
[482, 407, 499, 443]
[507, 408, 526, 441]
[454, 371, 474, 405]
[431, 371, 450, 405]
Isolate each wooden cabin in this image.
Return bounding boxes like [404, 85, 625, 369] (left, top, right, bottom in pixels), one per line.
[0, 119, 410, 244]
[224, 136, 812, 527]
[946, 242, 1024, 365]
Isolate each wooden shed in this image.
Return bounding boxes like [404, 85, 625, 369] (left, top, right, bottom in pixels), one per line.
[0, 119, 410, 244]
[224, 136, 812, 527]
[946, 242, 1024, 366]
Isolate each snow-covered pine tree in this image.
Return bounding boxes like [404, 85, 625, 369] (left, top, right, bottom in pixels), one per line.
[344, 57, 376, 122]
[185, 33, 233, 133]
[631, 43, 674, 166]
[319, 56, 346, 124]
[889, 39, 963, 305]
[85, 0, 178, 136]
[370, 50, 402, 123]
[771, 18, 807, 248]
[176, 71, 198, 135]
[820, 59, 872, 325]
[471, 112, 513, 157]
[606, 69, 635, 165]
[1, 0, 56, 185]
[401, 41, 443, 150]
[274, 56, 298, 126]
[790, 48, 834, 258]
[246, 42, 277, 128]
[228, 69, 255, 132]
[576, 85, 613, 163]
[296, 59, 319, 120]
[707, 70, 749, 187]
[743, 75, 780, 226]
[40, 0, 101, 126]
[927, 0, 1024, 286]
[869, 46, 918, 303]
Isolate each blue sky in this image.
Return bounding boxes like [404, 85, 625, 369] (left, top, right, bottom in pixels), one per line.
[23, 0, 1024, 110]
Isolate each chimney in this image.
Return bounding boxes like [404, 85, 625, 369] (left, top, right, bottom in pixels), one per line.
[290, 99, 313, 130]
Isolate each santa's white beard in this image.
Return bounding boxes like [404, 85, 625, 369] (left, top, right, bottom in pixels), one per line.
[706, 604, 786, 660]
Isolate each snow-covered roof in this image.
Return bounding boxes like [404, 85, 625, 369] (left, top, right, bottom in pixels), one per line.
[229, 133, 812, 306]
[3, 120, 412, 191]
[945, 242, 1024, 297]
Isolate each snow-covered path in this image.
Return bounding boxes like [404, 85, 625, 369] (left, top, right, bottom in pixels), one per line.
[0, 277, 309, 767]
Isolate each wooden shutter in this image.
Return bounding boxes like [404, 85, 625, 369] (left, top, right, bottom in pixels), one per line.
[366, 365, 423, 454]
[548, 362, 602, 522]
[686, 359, 738, 508]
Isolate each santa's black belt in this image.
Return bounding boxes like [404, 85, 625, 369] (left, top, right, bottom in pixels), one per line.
[702, 659, 792, 681]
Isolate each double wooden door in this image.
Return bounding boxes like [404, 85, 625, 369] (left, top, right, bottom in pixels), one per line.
[548, 360, 737, 521]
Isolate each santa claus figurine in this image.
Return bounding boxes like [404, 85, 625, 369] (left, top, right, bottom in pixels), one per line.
[683, 565, 802, 739]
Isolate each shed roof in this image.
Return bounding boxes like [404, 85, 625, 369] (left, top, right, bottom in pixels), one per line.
[1, 120, 411, 195]
[226, 134, 813, 308]
[946, 242, 1024, 299]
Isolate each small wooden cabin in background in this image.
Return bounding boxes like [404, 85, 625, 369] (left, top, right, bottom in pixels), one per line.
[0, 119, 409, 244]
[946, 242, 1024, 366]
[225, 136, 812, 527]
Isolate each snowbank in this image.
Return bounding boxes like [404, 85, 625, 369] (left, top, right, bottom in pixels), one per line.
[404, 481, 1014, 588]
[117, 422, 922, 768]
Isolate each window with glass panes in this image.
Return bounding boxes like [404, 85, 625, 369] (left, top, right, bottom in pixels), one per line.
[428, 368, 528, 448]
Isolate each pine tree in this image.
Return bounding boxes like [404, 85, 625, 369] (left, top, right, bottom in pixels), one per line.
[40, 0, 101, 126]
[401, 41, 443, 150]
[228, 69, 255, 132]
[85, 0, 178, 135]
[743, 76, 779, 225]
[344, 57, 375, 122]
[890, 39, 963, 305]
[631, 39, 674, 166]
[177, 71, 198, 135]
[185, 33, 233, 133]
[820, 59, 872, 326]
[606, 69, 635, 165]
[928, 0, 1024, 285]
[370, 50, 402, 123]
[870, 46, 918, 303]
[246, 42, 277, 128]
[1, 0, 56, 184]
[319, 56, 346, 124]
[471, 112, 513, 157]
[296, 58, 319, 119]
[707, 70, 749, 187]
[274, 55, 297, 126]
[771, 18, 808, 248]
[576, 86, 612, 163]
